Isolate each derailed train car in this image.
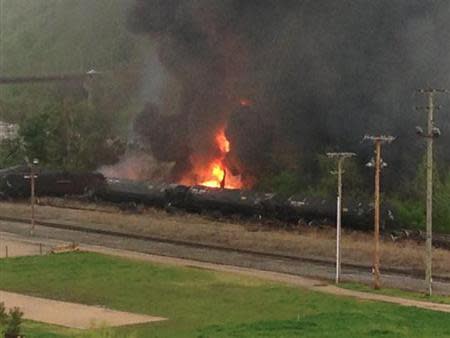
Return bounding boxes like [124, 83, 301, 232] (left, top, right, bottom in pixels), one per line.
[93, 179, 394, 230]
[0, 166, 104, 198]
[94, 178, 188, 209]
[282, 195, 394, 230]
[0, 166, 395, 230]
[183, 185, 266, 216]
[95, 178, 168, 207]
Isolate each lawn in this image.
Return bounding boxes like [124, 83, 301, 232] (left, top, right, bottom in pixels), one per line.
[340, 282, 450, 305]
[0, 252, 450, 337]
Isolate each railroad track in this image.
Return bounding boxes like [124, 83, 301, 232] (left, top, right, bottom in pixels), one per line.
[1, 214, 449, 284]
[37, 198, 450, 249]
[34, 198, 450, 250]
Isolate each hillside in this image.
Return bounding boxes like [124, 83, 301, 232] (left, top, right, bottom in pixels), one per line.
[0, 0, 151, 170]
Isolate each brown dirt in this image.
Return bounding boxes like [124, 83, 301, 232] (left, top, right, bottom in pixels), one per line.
[0, 237, 51, 258]
[0, 199, 447, 276]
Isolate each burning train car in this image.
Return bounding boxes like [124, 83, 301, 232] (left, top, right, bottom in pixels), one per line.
[94, 177, 188, 209]
[0, 166, 394, 231]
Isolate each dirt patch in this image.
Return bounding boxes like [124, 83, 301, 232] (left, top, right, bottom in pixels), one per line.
[0, 237, 51, 258]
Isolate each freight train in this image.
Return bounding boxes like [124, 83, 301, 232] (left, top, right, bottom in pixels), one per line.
[0, 166, 394, 230]
[0, 166, 104, 198]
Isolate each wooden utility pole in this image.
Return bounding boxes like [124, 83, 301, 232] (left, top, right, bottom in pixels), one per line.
[417, 88, 446, 296]
[327, 152, 356, 284]
[25, 158, 39, 236]
[30, 163, 36, 236]
[364, 135, 395, 289]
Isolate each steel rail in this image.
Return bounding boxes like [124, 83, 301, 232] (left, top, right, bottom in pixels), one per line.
[0, 214, 449, 283]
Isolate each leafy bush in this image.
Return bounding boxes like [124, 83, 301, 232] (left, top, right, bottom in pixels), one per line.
[388, 197, 425, 230]
[387, 162, 450, 233]
[0, 302, 7, 326]
[255, 154, 368, 202]
[256, 170, 306, 197]
[5, 307, 23, 336]
[433, 172, 450, 233]
[310, 154, 367, 200]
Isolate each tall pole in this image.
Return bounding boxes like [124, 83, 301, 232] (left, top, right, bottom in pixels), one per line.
[417, 88, 446, 296]
[337, 158, 342, 284]
[327, 152, 355, 284]
[28, 158, 39, 236]
[364, 135, 395, 290]
[30, 164, 35, 236]
[426, 91, 434, 296]
[374, 140, 381, 289]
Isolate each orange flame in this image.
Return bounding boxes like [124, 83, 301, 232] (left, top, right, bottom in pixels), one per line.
[181, 128, 242, 189]
[200, 163, 226, 188]
[216, 130, 230, 153]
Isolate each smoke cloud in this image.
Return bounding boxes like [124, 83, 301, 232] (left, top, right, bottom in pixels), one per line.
[126, 0, 450, 188]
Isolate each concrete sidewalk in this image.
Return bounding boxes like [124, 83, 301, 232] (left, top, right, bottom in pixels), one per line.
[0, 290, 166, 329]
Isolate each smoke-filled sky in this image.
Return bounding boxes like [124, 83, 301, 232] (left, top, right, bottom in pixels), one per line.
[126, 0, 450, 187]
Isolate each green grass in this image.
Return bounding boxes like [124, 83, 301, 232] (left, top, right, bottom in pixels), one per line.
[340, 282, 450, 305]
[1, 253, 450, 337]
[0, 321, 78, 338]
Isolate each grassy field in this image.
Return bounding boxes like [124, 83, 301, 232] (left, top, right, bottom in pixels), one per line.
[341, 282, 450, 305]
[0, 253, 450, 337]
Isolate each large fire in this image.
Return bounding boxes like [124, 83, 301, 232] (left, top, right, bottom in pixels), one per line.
[180, 128, 242, 189]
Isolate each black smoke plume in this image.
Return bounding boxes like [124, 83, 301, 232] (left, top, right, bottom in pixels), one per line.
[127, 0, 450, 189]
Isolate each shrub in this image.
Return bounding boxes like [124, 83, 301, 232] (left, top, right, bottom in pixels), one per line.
[256, 171, 306, 197]
[0, 302, 7, 326]
[388, 197, 425, 230]
[5, 307, 23, 336]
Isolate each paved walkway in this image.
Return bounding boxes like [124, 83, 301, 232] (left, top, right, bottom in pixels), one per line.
[0, 290, 166, 329]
